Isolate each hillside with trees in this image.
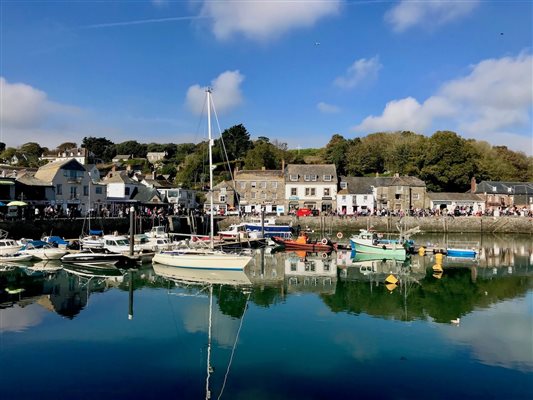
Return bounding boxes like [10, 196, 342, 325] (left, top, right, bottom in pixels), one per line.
[1, 128, 531, 192]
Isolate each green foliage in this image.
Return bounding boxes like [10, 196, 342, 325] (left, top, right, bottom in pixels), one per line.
[243, 140, 281, 170]
[321, 134, 350, 176]
[0, 142, 6, 153]
[114, 140, 147, 159]
[420, 131, 478, 192]
[57, 142, 77, 152]
[216, 124, 252, 162]
[82, 137, 115, 162]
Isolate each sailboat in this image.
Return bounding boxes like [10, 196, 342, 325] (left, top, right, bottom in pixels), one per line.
[153, 265, 251, 400]
[153, 89, 252, 270]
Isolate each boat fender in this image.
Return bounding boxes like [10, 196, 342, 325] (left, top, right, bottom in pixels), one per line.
[321, 252, 328, 259]
[336, 232, 343, 239]
[321, 238, 329, 245]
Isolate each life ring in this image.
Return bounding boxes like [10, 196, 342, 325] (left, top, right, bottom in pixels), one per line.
[321, 238, 329, 245]
[336, 232, 343, 239]
[321, 252, 329, 259]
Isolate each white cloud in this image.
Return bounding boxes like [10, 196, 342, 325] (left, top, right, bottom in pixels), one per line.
[385, 0, 480, 33]
[199, 0, 341, 41]
[186, 70, 245, 115]
[317, 102, 341, 114]
[334, 56, 382, 89]
[0, 77, 81, 129]
[353, 53, 533, 153]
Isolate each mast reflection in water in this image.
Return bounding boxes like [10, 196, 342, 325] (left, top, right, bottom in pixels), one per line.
[0, 234, 531, 399]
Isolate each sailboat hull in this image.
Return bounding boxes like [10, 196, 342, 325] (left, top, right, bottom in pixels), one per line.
[153, 251, 252, 270]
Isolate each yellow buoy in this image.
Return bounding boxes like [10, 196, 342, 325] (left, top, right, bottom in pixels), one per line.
[386, 283, 398, 292]
[418, 247, 426, 256]
[432, 264, 443, 272]
[385, 274, 398, 284]
[435, 253, 443, 262]
[433, 271, 443, 279]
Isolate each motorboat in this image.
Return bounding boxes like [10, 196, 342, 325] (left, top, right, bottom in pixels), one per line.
[0, 253, 34, 263]
[19, 240, 68, 260]
[271, 233, 334, 252]
[0, 229, 22, 256]
[134, 233, 174, 252]
[61, 249, 135, 267]
[349, 230, 407, 259]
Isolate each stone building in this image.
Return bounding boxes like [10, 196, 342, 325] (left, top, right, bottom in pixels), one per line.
[234, 168, 285, 214]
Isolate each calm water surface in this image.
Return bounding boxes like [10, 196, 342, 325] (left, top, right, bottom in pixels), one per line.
[0, 234, 531, 399]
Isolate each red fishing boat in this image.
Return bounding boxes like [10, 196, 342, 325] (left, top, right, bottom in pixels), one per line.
[271, 233, 335, 252]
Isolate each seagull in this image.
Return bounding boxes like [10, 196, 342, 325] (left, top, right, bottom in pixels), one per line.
[314, 41, 320, 46]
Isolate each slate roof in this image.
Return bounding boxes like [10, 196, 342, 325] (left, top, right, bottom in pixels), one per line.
[285, 164, 337, 183]
[235, 169, 284, 179]
[474, 181, 533, 195]
[133, 186, 164, 203]
[104, 170, 137, 184]
[34, 159, 85, 183]
[16, 172, 53, 187]
[339, 176, 375, 194]
[427, 192, 484, 201]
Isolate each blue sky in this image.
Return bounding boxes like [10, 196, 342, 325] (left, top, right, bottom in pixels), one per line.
[1, 0, 532, 155]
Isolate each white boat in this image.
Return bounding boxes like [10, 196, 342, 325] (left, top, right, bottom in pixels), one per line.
[153, 89, 252, 270]
[61, 249, 133, 267]
[80, 230, 105, 249]
[19, 240, 68, 260]
[0, 230, 22, 256]
[0, 253, 34, 262]
[135, 233, 174, 252]
[102, 234, 141, 255]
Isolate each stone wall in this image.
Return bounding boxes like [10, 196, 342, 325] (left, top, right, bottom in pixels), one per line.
[220, 215, 533, 234]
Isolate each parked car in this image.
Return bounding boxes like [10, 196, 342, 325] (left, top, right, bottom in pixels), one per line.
[296, 208, 313, 217]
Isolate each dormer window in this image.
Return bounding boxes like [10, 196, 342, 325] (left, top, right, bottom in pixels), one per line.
[492, 186, 497, 192]
[323, 175, 332, 181]
[304, 174, 311, 181]
[340, 182, 347, 189]
[311, 175, 317, 181]
[289, 174, 298, 181]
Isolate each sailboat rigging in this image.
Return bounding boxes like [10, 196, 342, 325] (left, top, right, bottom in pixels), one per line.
[152, 88, 252, 270]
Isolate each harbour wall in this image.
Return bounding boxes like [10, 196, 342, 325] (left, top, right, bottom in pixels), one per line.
[220, 216, 533, 235]
[1, 215, 530, 240]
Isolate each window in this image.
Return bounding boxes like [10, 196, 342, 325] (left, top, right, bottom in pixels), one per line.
[340, 182, 347, 189]
[289, 174, 298, 181]
[272, 193, 277, 199]
[305, 188, 316, 196]
[220, 195, 226, 202]
[83, 185, 89, 196]
[261, 193, 266, 199]
[413, 193, 420, 200]
[291, 188, 297, 196]
[342, 195, 346, 201]
[125, 187, 130, 196]
[240, 182, 246, 189]
[251, 181, 256, 188]
[260, 181, 267, 188]
[324, 188, 330, 196]
[251, 192, 256, 199]
[363, 195, 368, 201]
[311, 175, 317, 181]
[271, 182, 278, 189]
[95, 186, 103, 194]
[70, 186, 77, 199]
[396, 186, 403, 192]
[304, 174, 311, 181]
[323, 175, 332, 181]
[56, 184, 62, 195]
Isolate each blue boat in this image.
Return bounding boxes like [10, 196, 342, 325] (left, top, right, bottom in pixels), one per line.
[446, 248, 477, 258]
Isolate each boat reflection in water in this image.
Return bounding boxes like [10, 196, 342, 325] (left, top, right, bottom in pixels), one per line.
[0, 234, 531, 399]
[153, 263, 252, 400]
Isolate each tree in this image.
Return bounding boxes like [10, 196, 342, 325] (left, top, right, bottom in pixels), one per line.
[243, 141, 280, 170]
[322, 134, 350, 176]
[114, 140, 147, 159]
[0, 142, 5, 153]
[217, 124, 252, 162]
[57, 142, 77, 152]
[82, 137, 115, 162]
[420, 131, 478, 192]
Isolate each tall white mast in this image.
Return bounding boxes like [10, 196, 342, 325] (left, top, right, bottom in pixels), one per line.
[207, 88, 215, 249]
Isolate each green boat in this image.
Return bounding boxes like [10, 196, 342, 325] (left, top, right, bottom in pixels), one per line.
[349, 230, 407, 259]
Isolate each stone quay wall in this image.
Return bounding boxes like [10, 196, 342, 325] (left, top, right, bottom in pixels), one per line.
[220, 215, 533, 235]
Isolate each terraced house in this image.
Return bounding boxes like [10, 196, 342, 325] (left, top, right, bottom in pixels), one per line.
[285, 164, 337, 213]
[234, 167, 285, 214]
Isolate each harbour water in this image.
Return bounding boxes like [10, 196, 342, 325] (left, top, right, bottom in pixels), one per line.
[0, 234, 531, 399]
